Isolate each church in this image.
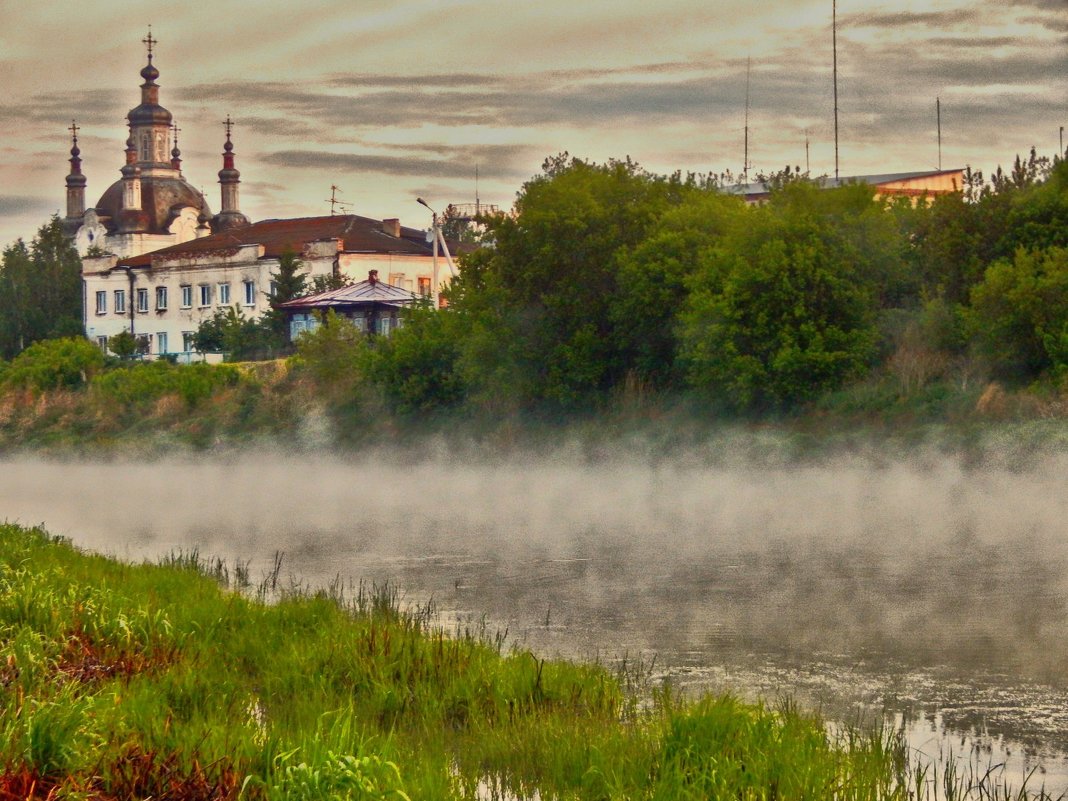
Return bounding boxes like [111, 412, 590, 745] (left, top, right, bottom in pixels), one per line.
[69, 34, 455, 359]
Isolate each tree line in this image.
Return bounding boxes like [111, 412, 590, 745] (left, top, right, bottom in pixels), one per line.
[361, 149, 1067, 415]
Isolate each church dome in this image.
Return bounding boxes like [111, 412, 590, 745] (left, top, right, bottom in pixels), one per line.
[94, 176, 212, 235]
[128, 101, 173, 127]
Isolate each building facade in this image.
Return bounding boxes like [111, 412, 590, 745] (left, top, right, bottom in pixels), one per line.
[72, 35, 456, 359]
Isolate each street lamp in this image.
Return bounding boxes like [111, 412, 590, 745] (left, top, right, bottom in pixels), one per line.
[417, 197, 439, 305]
[412, 196, 437, 303]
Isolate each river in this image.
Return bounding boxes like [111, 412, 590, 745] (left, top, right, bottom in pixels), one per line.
[5, 450, 1068, 795]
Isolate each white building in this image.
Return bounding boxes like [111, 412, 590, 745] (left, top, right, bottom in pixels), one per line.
[82, 214, 456, 357]
[72, 34, 457, 358]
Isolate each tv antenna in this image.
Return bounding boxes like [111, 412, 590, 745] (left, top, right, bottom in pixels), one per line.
[325, 185, 351, 215]
[743, 55, 751, 183]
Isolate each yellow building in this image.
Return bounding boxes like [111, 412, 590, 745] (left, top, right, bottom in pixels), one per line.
[729, 169, 964, 205]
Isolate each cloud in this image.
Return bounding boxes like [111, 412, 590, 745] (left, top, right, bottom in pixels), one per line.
[0, 195, 57, 217]
[0, 90, 125, 128]
[261, 150, 530, 180]
[844, 9, 979, 28]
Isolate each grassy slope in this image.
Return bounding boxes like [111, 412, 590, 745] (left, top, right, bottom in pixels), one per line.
[0, 522, 915, 801]
[5, 360, 1068, 466]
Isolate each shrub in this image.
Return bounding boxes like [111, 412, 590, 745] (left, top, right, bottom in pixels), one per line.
[90, 361, 243, 407]
[290, 312, 368, 391]
[362, 305, 465, 414]
[1, 337, 105, 392]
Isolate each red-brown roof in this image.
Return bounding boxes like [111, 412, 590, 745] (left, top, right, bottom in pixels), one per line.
[117, 214, 438, 267]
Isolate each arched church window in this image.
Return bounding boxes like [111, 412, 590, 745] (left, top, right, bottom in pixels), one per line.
[140, 134, 151, 162]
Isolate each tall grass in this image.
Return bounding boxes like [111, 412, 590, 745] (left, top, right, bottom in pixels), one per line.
[0, 522, 1060, 800]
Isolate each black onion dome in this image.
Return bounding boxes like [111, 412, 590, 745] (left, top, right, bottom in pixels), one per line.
[94, 176, 212, 235]
[140, 61, 160, 83]
[128, 102, 172, 127]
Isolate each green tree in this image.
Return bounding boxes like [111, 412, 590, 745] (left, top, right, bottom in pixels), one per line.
[108, 329, 138, 360]
[362, 303, 466, 413]
[611, 191, 745, 390]
[262, 250, 307, 348]
[451, 155, 682, 408]
[969, 247, 1068, 379]
[193, 306, 272, 361]
[0, 217, 83, 357]
[679, 191, 878, 412]
[306, 273, 354, 296]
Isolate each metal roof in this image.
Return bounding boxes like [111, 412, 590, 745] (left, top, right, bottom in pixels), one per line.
[279, 276, 419, 310]
[724, 168, 964, 197]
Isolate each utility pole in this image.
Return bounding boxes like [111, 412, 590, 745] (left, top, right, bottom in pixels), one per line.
[937, 97, 942, 171]
[833, 0, 840, 181]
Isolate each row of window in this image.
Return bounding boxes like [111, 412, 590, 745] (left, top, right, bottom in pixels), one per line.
[95, 331, 197, 355]
[95, 281, 262, 315]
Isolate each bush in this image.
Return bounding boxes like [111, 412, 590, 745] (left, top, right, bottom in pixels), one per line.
[1, 337, 105, 392]
[90, 360, 243, 407]
[290, 312, 368, 391]
[362, 305, 465, 414]
[969, 247, 1068, 379]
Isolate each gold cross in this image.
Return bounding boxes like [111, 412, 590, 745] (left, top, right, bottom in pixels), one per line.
[223, 115, 234, 140]
[68, 120, 80, 142]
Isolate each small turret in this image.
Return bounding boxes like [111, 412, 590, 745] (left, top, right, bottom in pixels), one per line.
[64, 120, 87, 225]
[121, 135, 141, 208]
[212, 115, 250, 231]
[170, 122, 182, 173]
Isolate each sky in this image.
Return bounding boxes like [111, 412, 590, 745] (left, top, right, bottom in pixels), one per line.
[0, 0, 1064, 249]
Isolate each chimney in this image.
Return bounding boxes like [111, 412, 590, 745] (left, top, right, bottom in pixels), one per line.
[368, 269, 378, 285]
[382, 218, 401, 237]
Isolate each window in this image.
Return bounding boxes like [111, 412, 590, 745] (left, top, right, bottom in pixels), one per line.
[180, 284, 192, 308]
[243, 280, 256, 306]
[198, 284, 212, 307]
[96, 335, 109, 351]
[182, 331, 194, 353]
[137, 288, 149, 313]
[289, 313, 320, 340]
[417, 276, 431, 297]
[269, 280, 279, 298]
[379, 317, 392, 336]
[157, 332, 168, 355]
[114, 290, 126, 314]
[95, 291, 107, 314]
[218, 282, 230, 305]
[156, 286, 168, 310]
[352, 315, 366, 332]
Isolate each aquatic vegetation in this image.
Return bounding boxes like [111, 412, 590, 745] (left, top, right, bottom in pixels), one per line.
[0, 522, 1059, 800]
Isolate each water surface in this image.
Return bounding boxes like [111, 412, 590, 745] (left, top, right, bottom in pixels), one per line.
[5, 451, 1068, 791]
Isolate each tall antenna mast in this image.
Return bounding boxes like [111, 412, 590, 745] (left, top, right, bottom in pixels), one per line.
[743, 55, 751, 183]
[936, 97, 942, 171]
[805, 128, 810, 175]
[475, 164, 480, 215]
[833, 0, 840, 181]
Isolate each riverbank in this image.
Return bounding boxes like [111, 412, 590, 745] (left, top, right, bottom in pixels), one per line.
[0, 521, 924, 800]
[3, 347, 1068, 467]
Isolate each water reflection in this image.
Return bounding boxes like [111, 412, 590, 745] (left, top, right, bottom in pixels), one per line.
[3, 453, 1068, 791]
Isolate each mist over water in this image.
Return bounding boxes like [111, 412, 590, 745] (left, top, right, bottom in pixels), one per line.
[5, 448, 1068, 782]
